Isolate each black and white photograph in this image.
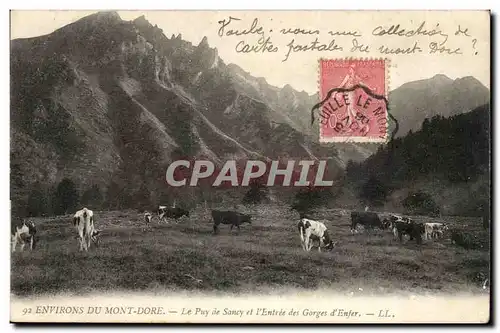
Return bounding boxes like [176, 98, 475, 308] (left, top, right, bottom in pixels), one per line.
[9, 10, 491, 323]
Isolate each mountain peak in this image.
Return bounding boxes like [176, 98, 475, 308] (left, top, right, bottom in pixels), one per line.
[92, 11, 122, 23]
[430, 74, 453, 85]
[432, 73, 452, 80]
[390, 74, 489, 137]
[453, 75, 485, 86]
[133, 14, 151, 26]
[198, 36, 209, 47]
[282, 84, 294, 91]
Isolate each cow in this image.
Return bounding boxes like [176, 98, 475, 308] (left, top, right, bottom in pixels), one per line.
[383, 214, 413, 232]
[90, 229, 102, 247]
[450, 229, 482, 250]
[424, 222, 448, 240]
[158, 206, 189, 223]
[158, 206, 167, 223]
[73, 208, 97, 252]
[11, 219, 37, 253]
[211, 210, 252, 234]
[298, 218, 335, 252]
[144, 211, 152, 224]
[392, 220, 425, 245]
[350, 211, 385, 233]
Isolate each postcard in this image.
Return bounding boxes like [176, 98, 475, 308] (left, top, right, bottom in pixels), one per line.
[10, 10, 490, 323]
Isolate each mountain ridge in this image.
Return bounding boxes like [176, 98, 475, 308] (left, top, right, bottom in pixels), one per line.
[10, 12, 490, 214]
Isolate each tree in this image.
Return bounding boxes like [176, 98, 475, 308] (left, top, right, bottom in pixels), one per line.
[52, 178, 79, 215]
[242, 180, 269, 204]
[360, 175, 388, 206]
[81, 185, 103, 209]
[26, 184, 49, 217]
[291, 185, 332, 215]
[402, 191, 439, 216]
[134, 182, 151, 209]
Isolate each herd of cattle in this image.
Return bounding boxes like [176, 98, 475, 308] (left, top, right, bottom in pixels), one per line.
[11, 204, 478, 255]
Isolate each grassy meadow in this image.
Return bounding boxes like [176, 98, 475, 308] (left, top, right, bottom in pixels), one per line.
[11, 205, 490, 297]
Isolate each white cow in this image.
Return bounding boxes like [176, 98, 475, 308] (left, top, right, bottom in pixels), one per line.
[424, 222, 448, 240]
[73, 208, 99, 251]
[298, 218, 335, 252]
[11, 220, 37, 252]
[158, 205, 167, 223]
[144, 211, 152, 224]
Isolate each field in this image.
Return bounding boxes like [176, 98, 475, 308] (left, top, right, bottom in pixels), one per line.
[11, 205, 490, 297]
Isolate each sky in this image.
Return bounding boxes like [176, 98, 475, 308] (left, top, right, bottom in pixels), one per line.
[10, 10, 490, 94]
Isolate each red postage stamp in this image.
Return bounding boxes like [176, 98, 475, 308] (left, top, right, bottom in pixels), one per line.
[316, 59, 389, 143]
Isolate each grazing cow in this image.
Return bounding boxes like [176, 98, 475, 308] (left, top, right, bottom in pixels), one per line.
[390, 214, 413, 223]
[74, 229, 101, 247]
[144, 212, 152, 224]
[73, 208, 97, 252]
[158, 206, 189, 223]
[11, 219, 37, 252]
[298, 218, 335, 252]
[392, 220, 425, 245]
[212, 210, 252, 234]
[384, 214, 413, 232]
[166, 207, 190, 219]
[350, 211, 385, 233]
[450, 229, 482, 250]
[158, 206, 167, 223]
[424, 222, 448, 240]
[90, 229, 101, 246]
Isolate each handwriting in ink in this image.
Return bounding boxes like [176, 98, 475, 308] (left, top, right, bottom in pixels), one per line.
[350, 38, 370, 53]
[283, 38, 343, 62]
[372, 21, 449, 45]
[328, 30, 362, 37]
[218, 17, 265, 38]
[454, 25, 471, 37]
[378, 42, 422, 55]
[429, 42, 462, 54]
[280, 27, 320, 35]
[235, 36, 279, 54]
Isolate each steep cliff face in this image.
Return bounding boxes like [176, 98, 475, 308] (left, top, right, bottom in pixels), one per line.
[10, 12, 344, 210]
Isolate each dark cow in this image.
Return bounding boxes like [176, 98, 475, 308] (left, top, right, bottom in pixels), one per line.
[212, 210, 252, 234]
[350, 211, 384, 233]
[450, 229, 482, 250]
[158, 206, 190, 223]
[166, 207, 190, 219]
[393, 220, 425, 245]
[382, 214, 414, 233]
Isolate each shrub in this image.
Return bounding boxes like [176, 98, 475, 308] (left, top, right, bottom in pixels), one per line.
[402, 191, 439, 216]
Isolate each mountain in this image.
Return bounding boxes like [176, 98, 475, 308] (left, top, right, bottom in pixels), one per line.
[389, 74, 490, 137]
[11, 11, 350, 213]
[10, 12, 490, 215]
